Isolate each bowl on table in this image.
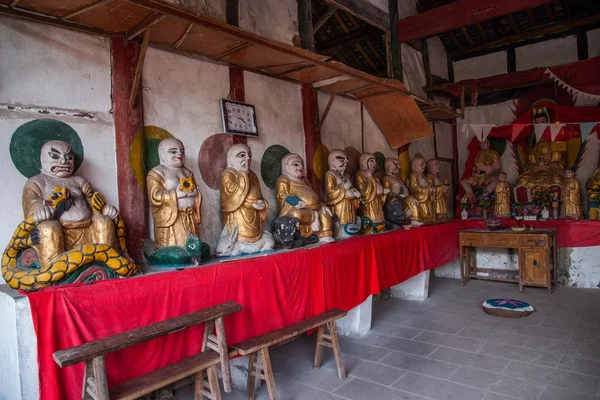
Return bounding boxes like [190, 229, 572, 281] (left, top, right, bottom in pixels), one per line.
[485, 218, 503, 231]
[511, 226, 527, 232]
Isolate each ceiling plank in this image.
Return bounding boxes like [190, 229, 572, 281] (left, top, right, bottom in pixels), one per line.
[364, 40, 385, 65]
[398, 0, 555, 42]
[447, 30, 462, 48]
[507, 14, 521, 33]
[173, 22, 193, 49]
[460, 26, 475, 45]
[127, 12, 165, 40]
[62, 0, 113, 20]
[475, 22, 489, 41]
[322, 0, 389, 31]
[313, 6, 337, 35]
[9, 0, 21, 7]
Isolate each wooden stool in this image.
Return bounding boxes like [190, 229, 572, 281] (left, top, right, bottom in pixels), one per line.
[231, 309, 347, 400]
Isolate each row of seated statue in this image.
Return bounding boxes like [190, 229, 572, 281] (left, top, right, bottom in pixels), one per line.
[1, 138, 451, 291]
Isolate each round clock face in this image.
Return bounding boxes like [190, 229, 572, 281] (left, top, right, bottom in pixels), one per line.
[223, 101, 258, 135]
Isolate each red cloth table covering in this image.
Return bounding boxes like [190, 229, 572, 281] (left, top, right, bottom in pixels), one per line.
[24, 218, 600, 400]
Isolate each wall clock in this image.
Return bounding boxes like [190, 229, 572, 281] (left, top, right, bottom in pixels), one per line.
[221, 99, 259, 137]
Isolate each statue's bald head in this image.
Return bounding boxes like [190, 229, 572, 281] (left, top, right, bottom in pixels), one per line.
[411, 153, 426, 173]
[385, 158, 399, 176]
[427, 159, 440, 175]
[227, 143, 251, 172]
[158, 138, 185, 168]
[328, 149, 348, 174]
[359, 153, 375, 172]
[40, 140, 74, 177]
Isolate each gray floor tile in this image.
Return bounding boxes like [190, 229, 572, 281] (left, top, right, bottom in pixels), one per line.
[477, 342, 560, 367]
[557, 355, 600, 377]
[456, 326, 530, 347]
[397, 317, 464, 334]
[368, 334, 439, 356]
[483, 393, 522, 400]
[449, 366, 545, 400]
[393, 372, 486, 400]
[539, 318, 600, 335]
[275, 357, 348, 392]
[575, 343, 600, 361]
[500, 322, 572, 341]
[276, 382, 350, 400]
[537, 386, 597, 400]
[334, 377, 426, 400]
[338, 337, 393, 362]
[429, 346, 510, 373]
[413, 330, 485, 352]
[343, 355, 407, 385]
[503, 360, 600, 395]
[371, 321, 423, 339]
[524, 336, 581, 355]
[378, 350, 459, 379]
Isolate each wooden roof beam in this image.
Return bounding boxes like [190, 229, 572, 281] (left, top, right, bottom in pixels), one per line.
[9, 0, 21, 7]
[460, 27, 475, 45]
[447, 31, 462, 48]
[475, 22, 489, 41]
[316, 25, 382, 54]
[322, 0, 389, 31]
[508, 14, 521, 33]
[62, 0, 112, 20]
[313, 6, 337, 35]
[544, 3, 555, 22]
[127, 12, 165, 40]
[398, 0, 555, 42]
[526, 9, 536, 27]
[173, 22, 193, 49]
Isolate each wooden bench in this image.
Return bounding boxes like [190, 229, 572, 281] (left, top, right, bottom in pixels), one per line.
[53, 301, 242, 400]
[230, 309, 347, 400]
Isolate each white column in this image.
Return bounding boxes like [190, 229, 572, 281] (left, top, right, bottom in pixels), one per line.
[336, 295, 372, 337]
[390, 271, 430, 301]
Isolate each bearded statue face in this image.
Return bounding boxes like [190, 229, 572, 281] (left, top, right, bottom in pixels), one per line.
[158, 138, 185, 168]
[40, 140, 75, 178]
[385, 158, 399, 176]
[328, 150, 348, 174]
[479, 139, 490, 150]
[227, 143, 251, 172]
[427, 159, 440, 175]
[283, 154, 304, 180]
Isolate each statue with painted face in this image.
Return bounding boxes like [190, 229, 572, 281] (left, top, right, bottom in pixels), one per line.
[354, 153, 388, 232]
[217, 144, 274, 257]
[461, 139, 501, 198]
[147, 138, 202, 249]
[426, 159, 450, 217]
[407, 153, 435, 221]
[561, 169, 582, 219]
[275, 154, 334, 243]
[382, 158, 420, 225]
[324, 149, 361, 238]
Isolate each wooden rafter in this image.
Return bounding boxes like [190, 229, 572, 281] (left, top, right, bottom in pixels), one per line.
[507, 14, 521, 33]
[173, 22, 193, 49]
[544, 3, 555, 22]
[475, 22, 489, 41]
[277, 64, 313, 76]
[493, 20, 506, 38]
[129, 28, 151, 109]
[460, 27, 475, 45]
[526, 9, 536, 27]
[127, 12, 165, 40]
[562, 0, 572, 18]
[313, 6, 337, 35]
[317, 94, 337, 131]
[9, 0, 21, 7]
[322, 0, 389, 31]
[214, 42, 253, 60]
[447, 31, 462, 48]
[331, 12, 379, 71]
[364, 40, 385, 65]
[62, 0, 112, 20]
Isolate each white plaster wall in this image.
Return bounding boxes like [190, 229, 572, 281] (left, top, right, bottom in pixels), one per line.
[428, 36, 449, 81]
[434, 122, 453, 159]
[319, 92, 362, 151]
[516, 36, 578, 71]
[0, 18, 116, 255]
[401, 43, 426, 97]
[243, 71, 305, 223]
[367, 0, 388, 12]
[143, 47, 230, 250]
[163, 0, 226, 21]
[397, 0, 417, 18]
[409, 136, 436, 161]
[588, 28, 600, 58]
[239, 0, 298, 45]
[454, 51, 507, 82]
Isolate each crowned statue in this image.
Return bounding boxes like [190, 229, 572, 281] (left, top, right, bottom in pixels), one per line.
[426, 158, 450, 218]
[461, 139, 501, 198]
[354, 153, 389, 232]
[324, 149, 361, 238]
[561, 169, 582, 219]
[146, 138, 208, 267]
[217, 144, 274, 257]
[275, 154, 334, 243]
[2, 140, 138, 291]
[407, 153, 436, 221]
[381, 158, 420, 226]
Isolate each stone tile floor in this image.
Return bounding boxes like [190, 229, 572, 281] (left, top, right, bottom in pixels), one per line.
[175, 277, 600, 400]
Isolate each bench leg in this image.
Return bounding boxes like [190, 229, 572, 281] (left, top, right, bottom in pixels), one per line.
[194, 366, 222, 400]
[245, 352, 257, 400]
[327, 320, 346, 380]
[81, 356, 109, 400]
[194, 370, 205, 400]
[214, 316, 233, 393]
[207, 365, 222, 400]
[202, 320, 215, 352]
[313, 325, 325, 369]
[259, 348, 277, 400]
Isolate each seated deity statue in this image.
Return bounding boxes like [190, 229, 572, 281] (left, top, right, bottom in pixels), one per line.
[354, 153, 389, 232]
[586, 168, 600, 192]
[381, 158, 420, 226]
[494, 172, 511, 217]
[145, 138, 208, 266]
[324, 149, 361, 238]
[561, 169, 582, 219]
[275, 154, 334, 244]
[426, 159, 450, 217]
[216, 144, 274, 257]
[2, 140, 138, 291]
[516, 139, 565, 188]
[406, 153, 436, 221]
[461, 139, 501, 198]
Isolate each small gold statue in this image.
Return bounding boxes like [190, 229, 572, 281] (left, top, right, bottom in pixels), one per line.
[382, 158, 420, 225]
[355, 153, 389, 228]
[324, 150, 361, 237]
[407, 153, 435, 220]
[461, 139, 501, 198]
[276, 154, 334, 243]
[426, 158, 450, 217]
[494, 172, 511, 217]
[147, 138, 202, 249]
[561, 169, 582, 219]
[586, 168, 600, 192]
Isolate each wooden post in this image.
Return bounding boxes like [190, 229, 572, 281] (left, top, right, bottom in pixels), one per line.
[226, 0, 247, 146]
[577, 31, 588, 60]
[388, 0, 402, 80]
[451, 119, 459, 199]
[302, 83, 322, 197]
[507, 47, 516, 73]
[111, 36, 148, 262]
[422, 38, 432, 98]
[298, 0, 315, 52]
[447, 52, 454, 83]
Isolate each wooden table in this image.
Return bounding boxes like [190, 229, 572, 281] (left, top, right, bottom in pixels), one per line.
[459, 229, 557, 294]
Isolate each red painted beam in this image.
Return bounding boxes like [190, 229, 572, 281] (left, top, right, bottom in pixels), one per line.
[111, 37, 149, 262]
[229, 66, 247, 145]
[301, 83, 322, 197]
[398, 0, 554, 42]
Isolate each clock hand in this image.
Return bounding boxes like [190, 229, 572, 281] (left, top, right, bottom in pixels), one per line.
[234, 116, 248, 128]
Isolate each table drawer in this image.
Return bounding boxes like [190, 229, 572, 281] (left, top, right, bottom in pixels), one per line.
[460, 233, 484, 247]
[519, 235, 548, 247]
[483, 235, 519, 247]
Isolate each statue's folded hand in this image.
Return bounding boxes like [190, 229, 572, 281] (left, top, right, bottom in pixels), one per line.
[296, 201, 307, 209]
[103, 204, 119, 219]
[383, 188, 391, 195]
[33, 206, 54, 223]
[252, 200, 266, 210]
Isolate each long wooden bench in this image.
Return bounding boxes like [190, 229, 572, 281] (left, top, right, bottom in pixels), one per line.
[53, 301, 242, 400]
[230, 309, 347, 400]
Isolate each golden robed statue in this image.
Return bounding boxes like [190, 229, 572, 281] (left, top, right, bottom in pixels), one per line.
[323, 149, 360, 238]
[426, 158, 450, 217]
[382, 158, 420, 224]
[216, 144, 274, 257]
[561, 169, 582, 219]
[147, 138, 201, 248]
[275, 154, 334, 243]
[494, 172, 511, 217]
[461, 139, 501, 198]
[407, 153, 435, 220]
[354, 153, 389, 224]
